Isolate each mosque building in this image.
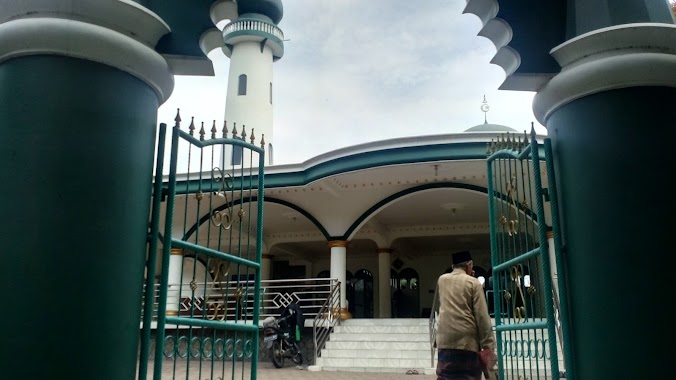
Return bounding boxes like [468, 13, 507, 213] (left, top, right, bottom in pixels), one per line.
[1, 0, 674, 379]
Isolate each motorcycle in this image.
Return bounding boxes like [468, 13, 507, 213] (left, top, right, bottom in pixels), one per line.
[262, 313, 303, 368]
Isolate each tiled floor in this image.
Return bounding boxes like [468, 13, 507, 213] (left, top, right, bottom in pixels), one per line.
[139, 360, 437, 380]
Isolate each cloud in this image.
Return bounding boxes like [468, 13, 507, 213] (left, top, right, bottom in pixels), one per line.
[159, 0, 546, 166]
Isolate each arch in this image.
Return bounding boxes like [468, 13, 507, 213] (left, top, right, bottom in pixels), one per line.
[342, 181, 539, 241]
[398, 267, 419, 284]
[473, 265, 488, 278]
[181, 196, 330, 242]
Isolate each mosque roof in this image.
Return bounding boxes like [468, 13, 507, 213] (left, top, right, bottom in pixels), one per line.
[464, 122, 517, 133]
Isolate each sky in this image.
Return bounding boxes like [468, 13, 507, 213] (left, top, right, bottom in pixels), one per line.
[157, 0, 547, 166]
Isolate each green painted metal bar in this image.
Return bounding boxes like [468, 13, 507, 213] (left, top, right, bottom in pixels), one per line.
[544, 138, 575, 380]
[165, 317, 260, 332]
[250, 150, 266, 380]
[496, 321, 548, 332]
[170, 239, 261, 269]
[486, 160, 506, 377]
[138, 123, 168, 380]
[153, 124, 182, 379]
[176, 128, 265, 153]
[529, 129, 560, 379]
[493, 247, 540, 272]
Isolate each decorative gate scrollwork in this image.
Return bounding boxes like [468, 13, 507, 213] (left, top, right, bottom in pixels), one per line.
[139, 110, 266, 380]
[486, 127, 574, 380]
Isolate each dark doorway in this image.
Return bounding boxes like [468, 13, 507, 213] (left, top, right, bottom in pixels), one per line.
[348, 269, 374, 318]
[392, 268, 420, 318]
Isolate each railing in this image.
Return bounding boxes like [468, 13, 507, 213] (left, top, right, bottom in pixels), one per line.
[141, 277, 339, 323]
[222, 19, 284, 41]
[429, 286, 438, 368]
[313, 280, 341, 364]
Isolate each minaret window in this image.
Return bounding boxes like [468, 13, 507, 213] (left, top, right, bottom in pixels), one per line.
[268, 143, 273, 165]
[269, 82, 273, 104]
[232, 137, 244, 165]
[238, 74, 247, 95]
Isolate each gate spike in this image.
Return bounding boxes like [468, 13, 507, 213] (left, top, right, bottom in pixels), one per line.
[232, 123, 238, 139]
[188, 117, 195, 136]
[223, 121, 228, 138]
[241, 125, 247, 141]
[524, 130, 529, 146]
[250, 128, 256, 144]
[530, 122, 537, 142]
[260, 133, 265, 149]
[174, 108, 181, 128]
[211, 120, 217, 139]
[199, 122, 205, 141]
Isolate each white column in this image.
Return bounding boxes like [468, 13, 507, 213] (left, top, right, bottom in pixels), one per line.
[329, 240, 351, 319]
[377, 248, 392, 318]
[167, 248, 184, 316]
[260, 254, 272, 316]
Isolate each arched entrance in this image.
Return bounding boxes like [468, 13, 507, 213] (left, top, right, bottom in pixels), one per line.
[347, 269, 374, 318]
[392, 267, 420, 318]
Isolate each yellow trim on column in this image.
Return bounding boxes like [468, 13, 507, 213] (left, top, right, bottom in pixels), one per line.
[170, 248, 183, 256]
[338, 307, 352, 320]
[546, 231, 554, 239]
[327, 240, 349, 248]
[166, 310, 178, 316]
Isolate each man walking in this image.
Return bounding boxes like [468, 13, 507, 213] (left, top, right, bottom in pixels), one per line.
[434, 251, 497, 380]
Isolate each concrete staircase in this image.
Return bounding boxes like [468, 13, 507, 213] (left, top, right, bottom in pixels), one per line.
[310, 318, 436, 374]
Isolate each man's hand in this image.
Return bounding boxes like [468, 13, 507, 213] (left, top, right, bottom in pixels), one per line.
[479, 348, 497, 369]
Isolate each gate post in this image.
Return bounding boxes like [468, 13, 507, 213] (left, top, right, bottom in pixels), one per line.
[531, 10, 676, 380]
[0, 3, 173, 379]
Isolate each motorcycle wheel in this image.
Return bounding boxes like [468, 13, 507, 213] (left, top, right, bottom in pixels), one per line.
[291, 346, 303, 366]
[269, 340, 284, 368]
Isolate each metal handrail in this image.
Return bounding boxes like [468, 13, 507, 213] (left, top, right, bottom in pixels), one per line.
[429, 286, 438, 368]
[140, 277, 339, 323]
[223, 19, 284, 40]
[313, 280, 341, 364]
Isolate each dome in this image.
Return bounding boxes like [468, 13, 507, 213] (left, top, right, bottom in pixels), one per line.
[238, 0, 284, 24]
[464, 122, 517, 133]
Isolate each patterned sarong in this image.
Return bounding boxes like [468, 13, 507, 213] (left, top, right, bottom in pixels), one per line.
[436, 349, 482, 380]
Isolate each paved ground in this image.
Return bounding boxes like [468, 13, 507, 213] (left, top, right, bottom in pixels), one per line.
[140, 360, 437, 380]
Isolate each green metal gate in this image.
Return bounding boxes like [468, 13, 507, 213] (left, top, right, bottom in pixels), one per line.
[486, 128, 574, 380]
[139, 111, 266, 380]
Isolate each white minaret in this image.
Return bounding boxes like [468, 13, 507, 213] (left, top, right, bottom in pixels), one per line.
[221, 0, 284, 166]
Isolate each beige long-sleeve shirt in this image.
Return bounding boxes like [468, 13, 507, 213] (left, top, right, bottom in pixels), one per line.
[434, 268, 496, 352]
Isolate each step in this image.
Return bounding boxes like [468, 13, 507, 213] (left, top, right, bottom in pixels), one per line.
[318, 366, 436, 374]
[328, 332, 429, 342]
[315, 356, 431, 369]
[334, 324, 429, 334]
[321, 348, 431, 359]
[325, 340, 431, 350]
[340, 318, 428, 326]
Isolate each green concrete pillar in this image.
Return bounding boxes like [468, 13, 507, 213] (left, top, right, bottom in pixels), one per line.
[0, 3, 173, 379]
[566, 0, 674, 37]
[533, 22, 676, 379]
